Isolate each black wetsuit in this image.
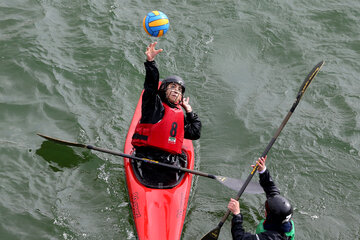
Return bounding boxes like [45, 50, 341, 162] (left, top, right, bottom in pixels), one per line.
[231, 170, 293, 240]
[133, 60, 201, 187]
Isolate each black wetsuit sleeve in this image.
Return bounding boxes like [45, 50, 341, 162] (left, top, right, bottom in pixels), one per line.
[259, 169, 281, 198]
[231, 214, 258, 240]
[184, 111, 202, 140]
[141, 60, 164, 124]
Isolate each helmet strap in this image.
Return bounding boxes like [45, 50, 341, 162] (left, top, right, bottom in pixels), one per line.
[165, 89, 182, 105]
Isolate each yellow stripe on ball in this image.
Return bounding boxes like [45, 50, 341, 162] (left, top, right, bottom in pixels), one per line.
[152, 11, 160, 15]
[149, 19, 169, 27]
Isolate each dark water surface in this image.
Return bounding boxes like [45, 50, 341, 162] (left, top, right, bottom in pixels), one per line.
[1, 0, 359, 239]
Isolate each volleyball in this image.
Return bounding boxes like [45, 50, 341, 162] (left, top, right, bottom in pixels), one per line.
[143, 11, 170, 37]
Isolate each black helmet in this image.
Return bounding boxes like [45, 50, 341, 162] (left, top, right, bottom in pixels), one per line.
[160, 75, 185, 94]
[265, 195, 293, 224]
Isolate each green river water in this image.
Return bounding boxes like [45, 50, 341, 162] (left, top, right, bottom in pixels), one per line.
[0, 0, 359, 239]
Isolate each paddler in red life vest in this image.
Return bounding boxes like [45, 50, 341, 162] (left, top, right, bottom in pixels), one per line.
[227, 156, 295, 240]
[131, 42, 202, 187]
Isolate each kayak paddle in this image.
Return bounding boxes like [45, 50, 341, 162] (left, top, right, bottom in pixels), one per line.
[200, 60, 325, 240]
[37, 133, 263, 194]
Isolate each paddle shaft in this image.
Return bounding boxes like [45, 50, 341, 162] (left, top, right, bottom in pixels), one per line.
[203, 61, 325, 237]
[36, 133, 218, 180]
[86, 144, 217, 179]
[38, 133, 266, 193]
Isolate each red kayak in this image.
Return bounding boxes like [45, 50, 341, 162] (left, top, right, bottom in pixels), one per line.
[123, 89, 195, 240]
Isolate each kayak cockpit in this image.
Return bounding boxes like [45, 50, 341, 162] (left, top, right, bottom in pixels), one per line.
[130, 151, 188, 189]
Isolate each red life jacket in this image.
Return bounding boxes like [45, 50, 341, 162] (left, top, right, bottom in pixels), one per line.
[132, 103, 184, 154]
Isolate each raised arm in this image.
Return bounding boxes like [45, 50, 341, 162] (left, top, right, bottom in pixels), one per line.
[141, 42, 164, 124]
[253, 156, 281, 198]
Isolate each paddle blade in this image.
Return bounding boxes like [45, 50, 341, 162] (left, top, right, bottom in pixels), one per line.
[297, 60, 325, 99]
[215, 176, 264, 194]
[201, 226, 220, 240]
[37, 133, 87, 148]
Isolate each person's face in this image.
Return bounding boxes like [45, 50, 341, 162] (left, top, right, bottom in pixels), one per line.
[166, 83, 183, 104]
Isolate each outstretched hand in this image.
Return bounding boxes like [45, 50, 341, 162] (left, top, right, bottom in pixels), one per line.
[251, 156, 267, 172]
[181, 97, 192, 113]
[145, 42, 163, 61]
